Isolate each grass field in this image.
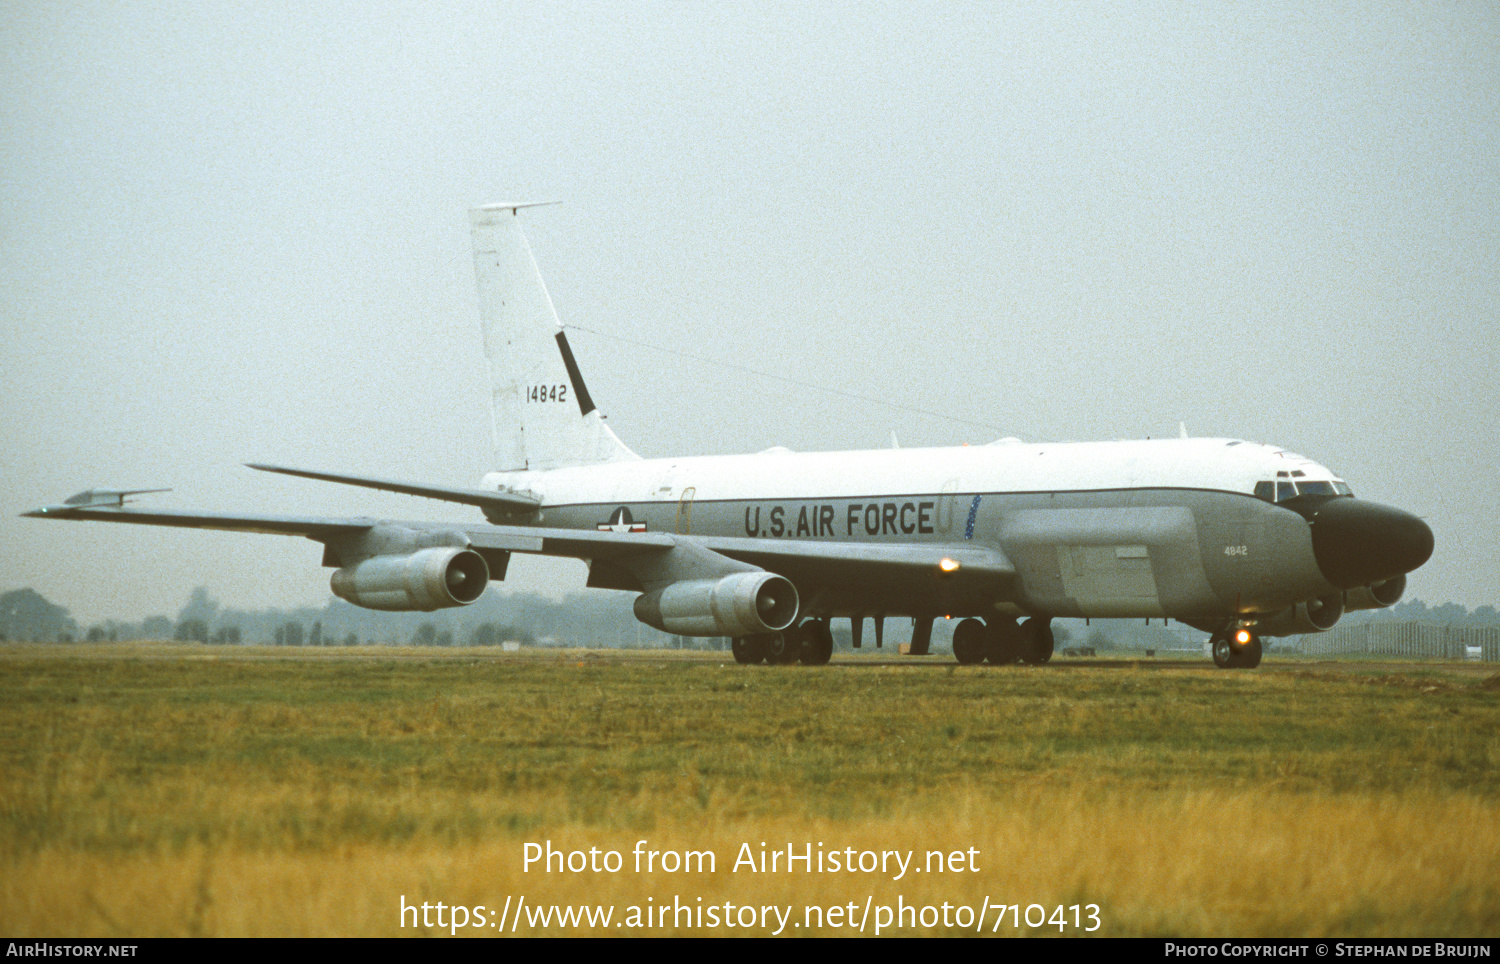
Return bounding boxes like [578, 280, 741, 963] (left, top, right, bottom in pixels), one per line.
[2, 644, 1497, 937]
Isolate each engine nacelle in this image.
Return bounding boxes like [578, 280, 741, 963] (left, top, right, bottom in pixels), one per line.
[1254, 592, 1344, 637]
[633, 572, 799, 637]
[1345, 574, 1406, 611]
[330, 548, 489, 611]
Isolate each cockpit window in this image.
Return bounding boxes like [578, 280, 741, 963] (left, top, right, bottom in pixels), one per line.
[1255, 479, 1354, 502]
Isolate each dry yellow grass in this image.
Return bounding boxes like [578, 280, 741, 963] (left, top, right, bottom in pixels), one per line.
[6, 788, 1496, 936]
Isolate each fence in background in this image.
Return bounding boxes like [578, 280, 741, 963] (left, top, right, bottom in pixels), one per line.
[1299, 622, 1499, 661]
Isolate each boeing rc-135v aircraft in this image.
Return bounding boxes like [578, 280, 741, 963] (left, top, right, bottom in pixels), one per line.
[27, 205, 1434, 668]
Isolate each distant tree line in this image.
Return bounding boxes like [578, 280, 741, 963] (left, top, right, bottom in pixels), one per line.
[0, 588, 79, 642]
[2, 584, 1497, 651]
[0, 584, 682, 648]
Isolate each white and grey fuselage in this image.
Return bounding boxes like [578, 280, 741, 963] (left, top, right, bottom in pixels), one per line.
[481, 436, 1427, 634]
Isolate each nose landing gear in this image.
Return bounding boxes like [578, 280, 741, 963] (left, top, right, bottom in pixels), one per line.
[1211, 628, 1262, 669]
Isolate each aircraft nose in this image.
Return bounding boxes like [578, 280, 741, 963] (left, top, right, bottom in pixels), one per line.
[1303, 498, 1434, 589]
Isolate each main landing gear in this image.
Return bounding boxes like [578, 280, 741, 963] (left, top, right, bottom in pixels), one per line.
[732, 616, 1059, 667]
[1210, 628, 1262, 669]
[732, 619, 834, 666]
[952, 617, 1054, 666]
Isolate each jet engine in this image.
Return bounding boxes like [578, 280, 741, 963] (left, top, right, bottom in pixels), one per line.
[1344, 574, 1406, 611]
[633, 572, 799, 637]
[1255, 592, 1344, 637]
[331, 547, 490, 611]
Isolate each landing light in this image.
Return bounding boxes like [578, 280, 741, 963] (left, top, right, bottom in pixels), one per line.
[1235, 628, 1253, 645]
[939, 558, 960, 573]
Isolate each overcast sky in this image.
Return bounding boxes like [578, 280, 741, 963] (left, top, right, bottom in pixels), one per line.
[3, 3, 1496, 625]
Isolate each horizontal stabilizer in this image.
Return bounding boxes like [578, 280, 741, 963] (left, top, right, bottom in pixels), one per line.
[246, 464, 540, 512]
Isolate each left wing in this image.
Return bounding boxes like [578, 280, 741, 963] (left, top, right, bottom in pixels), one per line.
[24, 492, 375, 538]
[246, 464, 541, 514]
[23, 490, 677, 614]
[23, 492, 669, 556]
[26, 487, 1017, 626]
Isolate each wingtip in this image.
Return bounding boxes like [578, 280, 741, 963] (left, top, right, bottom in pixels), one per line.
[24, 488, 171, 515]
[474, 200, 562, 214]
[246, 463, 297, 478]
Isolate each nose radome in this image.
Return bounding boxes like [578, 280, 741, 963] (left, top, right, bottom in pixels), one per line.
[1303, 498, 1434, 589]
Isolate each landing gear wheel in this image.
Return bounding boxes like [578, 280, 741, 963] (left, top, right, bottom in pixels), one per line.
[953, 618, 987, 664]
[799, 620, 834, 666]
[764, 628, 801, 665]
[985, 618, 1020, 664]
[1239, 633, 1262, 669]
[733, 635, 767, 665]
[1211, 633, 1235, 668]
[1019, 618, 1054, 665]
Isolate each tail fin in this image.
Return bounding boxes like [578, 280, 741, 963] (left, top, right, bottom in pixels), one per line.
[469, 204, 638, 472]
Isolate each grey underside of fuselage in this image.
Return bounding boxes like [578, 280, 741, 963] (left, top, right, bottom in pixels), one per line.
[516, 488, 1329, 622]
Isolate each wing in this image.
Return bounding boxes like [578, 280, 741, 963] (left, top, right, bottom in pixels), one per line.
[245, 464, 541, 514]
[696, 534, 1016, 617]
[25, 490, 1015, 620]
[24, 497, 376, 538]
[23, 493, 669, 556]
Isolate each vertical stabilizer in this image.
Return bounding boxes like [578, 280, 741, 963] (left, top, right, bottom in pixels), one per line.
[470, 204, 638, 471]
